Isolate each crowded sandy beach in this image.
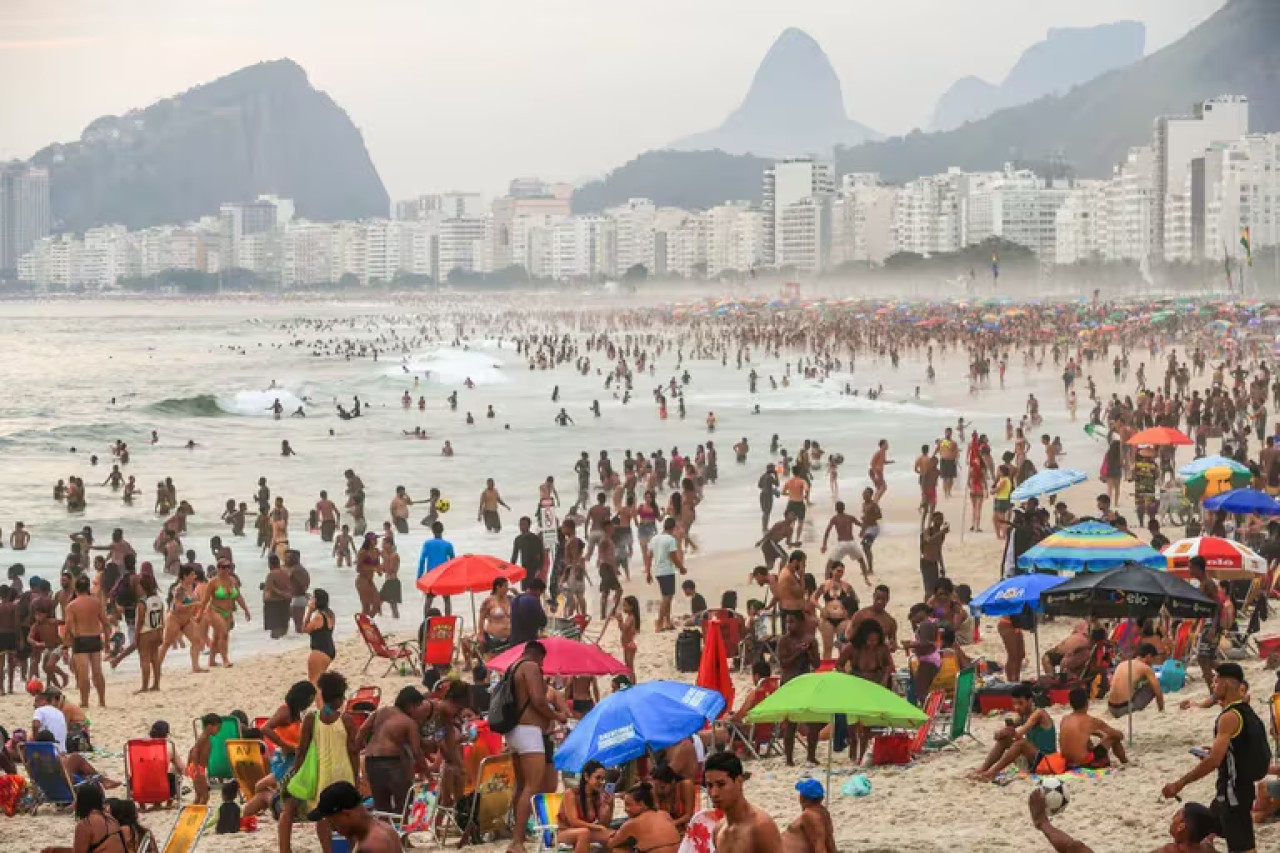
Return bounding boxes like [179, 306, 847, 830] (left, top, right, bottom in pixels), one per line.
[1, 292, 1278, 853]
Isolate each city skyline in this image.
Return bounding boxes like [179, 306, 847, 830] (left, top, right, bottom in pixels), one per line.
[0, 0, 1225, 197]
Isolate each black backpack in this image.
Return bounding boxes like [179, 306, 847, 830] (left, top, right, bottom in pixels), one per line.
[1232, 701, 1272, 784]
[487, 659, 531, 735]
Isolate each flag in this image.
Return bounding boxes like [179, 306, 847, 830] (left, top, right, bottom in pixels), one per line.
[991, 252, 999, 280]
[1241, 227, 1253, 266]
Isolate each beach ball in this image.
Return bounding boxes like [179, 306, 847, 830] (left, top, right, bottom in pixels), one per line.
[25, 679, 43, 696]
[1036, 777, 1069, 815]
[435, 498, 451, 514]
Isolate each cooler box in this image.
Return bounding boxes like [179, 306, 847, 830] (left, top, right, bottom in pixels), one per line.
[1257, 635, 1280, 659]
[1047, 688, 1073, 706]
[871, 732, 913, 766]
[975, 684, 1019, 714]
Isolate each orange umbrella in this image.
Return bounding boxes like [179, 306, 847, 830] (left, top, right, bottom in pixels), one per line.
[1126, 426, 1192, 446]
[696, 618, 735, 719]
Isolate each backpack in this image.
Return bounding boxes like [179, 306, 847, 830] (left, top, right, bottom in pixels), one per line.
[1232, 701, 1272, 784]
[486, 660, 530, 735]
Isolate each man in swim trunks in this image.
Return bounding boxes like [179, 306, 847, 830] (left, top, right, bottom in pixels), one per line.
[1106, 642, 1166, 718]
[390, 486, 413, 535]
[506, 641, 564, 853]
[1017, 687, 1125, 778]
[819, 501, 869, 585]
[359, 685, 427, 815]
[972, 683, 1057, 780]
[776, 551, 809, 627]
[755, 513, 794, 572]
[707, 752, 783, 852]
[869, 439, 893, 502]
[847, 584, 898, 648]
[783, 778, 836, 853]
[315, 491, 339, 543]
[780, 467, 809, 546]
[64, 574, 108, 707]
[477, 478, 510, 533]
[937, 428, 959, 499]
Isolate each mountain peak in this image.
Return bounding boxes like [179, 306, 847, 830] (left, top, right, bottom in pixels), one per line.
[669, 28, 879, 157]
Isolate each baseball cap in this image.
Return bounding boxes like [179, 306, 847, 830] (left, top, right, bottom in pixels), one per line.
[795, 779, 824, 800]
[307, 781, 362, 821]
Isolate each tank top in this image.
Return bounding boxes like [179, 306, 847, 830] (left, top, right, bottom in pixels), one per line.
[1025, 716, 1057, 755]
[307, 713, 355, 811]
[139, 594, 165, 635]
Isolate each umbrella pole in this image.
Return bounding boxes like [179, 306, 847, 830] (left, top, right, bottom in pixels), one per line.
[1033, 622, 1042, 679]
[470, 591, 477, 634]
[827, 714, 833, 796]
[1127, 658, 1134, 747]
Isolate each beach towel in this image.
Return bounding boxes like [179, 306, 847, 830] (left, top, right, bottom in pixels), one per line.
[678, 808, 723, 853]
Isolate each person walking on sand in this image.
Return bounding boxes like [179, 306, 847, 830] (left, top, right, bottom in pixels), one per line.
[644, 517, 686, 632]
[64, 574, 108, 707]
[869, 439, 893, 502]
[505, 641, 566, 853]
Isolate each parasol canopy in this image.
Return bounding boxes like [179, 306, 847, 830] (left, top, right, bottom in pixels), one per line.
[1041, 563, 1218, 620]
[1016, 521, 1167, 573]
[1163, 536, 1269, 581]
[1010, 469, 1087, 502]
[483, 638, 630, 677]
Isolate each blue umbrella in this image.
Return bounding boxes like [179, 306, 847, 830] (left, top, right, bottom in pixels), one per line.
[1010, 468, 1088, 502]
[1016, 520, 1167, 573]
[1203, 488, 1280, 515]
[970, 574, 1067, 616]
[553, 681, 725, 771]
[1178, 455, 1249, 478]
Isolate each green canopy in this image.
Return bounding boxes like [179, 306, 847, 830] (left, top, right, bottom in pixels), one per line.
[745, 671, 927, 727]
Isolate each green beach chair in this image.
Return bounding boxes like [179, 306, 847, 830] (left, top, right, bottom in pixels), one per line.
[927, 666, 981, 750]
[190, 716, 241, 781]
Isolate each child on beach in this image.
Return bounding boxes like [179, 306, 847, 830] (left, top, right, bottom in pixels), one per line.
[215, 781, 242, 833]
[188, 713, 221, 804]
[0, 587, 17, 695]
[27, 601, 67, 690]
[333, 525, 354, 567]
[379, 537, 401, 619]
[616, 595, 640, 674]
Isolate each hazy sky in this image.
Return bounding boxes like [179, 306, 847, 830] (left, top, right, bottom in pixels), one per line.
[0, 0, 1226, 199]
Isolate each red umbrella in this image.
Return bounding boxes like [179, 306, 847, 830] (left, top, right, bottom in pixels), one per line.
[415, 554, 525, 596]
[1125, 426, 1193, 446]
[484, 637, 630, 676]
[696, 618, 734, 719]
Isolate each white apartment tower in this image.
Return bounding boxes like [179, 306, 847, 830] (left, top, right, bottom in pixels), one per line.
[0, 164, 51, 272]
[763, 157, 835, 267]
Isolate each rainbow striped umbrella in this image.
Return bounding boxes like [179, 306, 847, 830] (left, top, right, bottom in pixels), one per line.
[1016, 520, 1167, 573]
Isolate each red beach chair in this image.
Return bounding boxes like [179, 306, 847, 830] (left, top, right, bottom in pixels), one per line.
[355, 614, 421, 677]
[125, 738, 178, 807]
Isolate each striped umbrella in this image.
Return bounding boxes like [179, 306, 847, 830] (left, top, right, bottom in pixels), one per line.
[1016, 520, 1167, 573]
[1011, 468, 1087, 501]
[1178, 455, 1249, 478]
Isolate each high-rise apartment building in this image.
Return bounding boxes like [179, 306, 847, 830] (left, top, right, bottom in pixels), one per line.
[762, 157, 835, 266]
[0, 164, 51, 272]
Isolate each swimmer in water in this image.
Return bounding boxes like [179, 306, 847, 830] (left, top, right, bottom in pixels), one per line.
[281, 441, 297, 457]
[442, 441, 454, 457]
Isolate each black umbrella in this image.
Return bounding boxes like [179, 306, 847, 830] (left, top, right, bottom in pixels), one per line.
[1041, 562, 1217, 620]
[1041, 562, 1218, 745]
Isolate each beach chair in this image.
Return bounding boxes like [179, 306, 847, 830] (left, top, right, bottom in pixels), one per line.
[125, 738, 178, 808]
[424, 615, 461, 669]
[190, 716, 240, 781]
[158, 803, 210, 853]
[704, 610, 744, 668]
[909, 690, 946, 756]
[531, 791, 563, 852]
[911, 653, 959, 701]
[1271, 693, 1280, 754]
[21, 740, 76, 813]
[368, 780, 434, 848]
[355, 613, 422, 677]
[344, 685, 382, 730]
[441, 752, 515, 846]
[250, 716, 275, 758]
[724, 676, 781, 759]
[224, 739, 268, 801]
[926, 666, 980, 751]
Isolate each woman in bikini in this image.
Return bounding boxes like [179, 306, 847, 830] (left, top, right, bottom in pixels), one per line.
[615, 596, 640, 674]
[469, 578, 512, 667]
[635, 491, 660, 560]
[302, 589, 336, 684]
[812, 564, 857, 660]
[678, 478, 700, 553]
[198, 558, 249, 669]
[160, 564, 206, 673]
[556, 760, 614, 853]
[837, 619, 894, 764]
[39, 781, 132, 853]
[354, 534, 382, 618]
[607, 782, 680, 852]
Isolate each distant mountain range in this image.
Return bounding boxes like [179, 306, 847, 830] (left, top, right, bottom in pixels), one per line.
[668, 28, 880, 157]
[27, 59, 388, 233]
[930, 21, 1146, 132]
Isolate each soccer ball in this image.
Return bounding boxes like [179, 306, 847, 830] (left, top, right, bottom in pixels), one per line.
[1036, 777, 1069, 815]
[435, 498, 451, 514]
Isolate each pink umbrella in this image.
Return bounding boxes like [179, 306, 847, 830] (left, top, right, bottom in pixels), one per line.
[484, 637, 630, 676]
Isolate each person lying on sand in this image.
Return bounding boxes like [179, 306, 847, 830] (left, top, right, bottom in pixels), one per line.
[1029, 789, 1219, 852]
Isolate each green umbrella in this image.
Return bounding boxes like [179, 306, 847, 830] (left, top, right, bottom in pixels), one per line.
[745, 671, 927, 790]
[1184, 469, 1252, 502]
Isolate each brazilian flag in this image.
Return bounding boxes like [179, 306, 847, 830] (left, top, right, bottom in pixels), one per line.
[1241, 227, 1253, 266]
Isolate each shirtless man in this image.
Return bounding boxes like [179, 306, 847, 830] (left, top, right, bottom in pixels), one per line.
[707, 752, 783, 853]
[869, 439, 893, 502]
[783, 779, 836, 853]
[937, 428, 959, 499]
[310, 781, 404, 853]
[1028, 789, 1219, 853]
[584, 493, 612, 560]
[358, 686, 427, 815]
[1106, 642, 1166, 718]
[755, 512, 794, 571]
[819, 502, 869, 585]
[9, 522, 29, 550]
[775, 551, 810, 626]
[505, 641, 565, 853]
[983, 687, 1125, 779]
[847, 584, 898, 648]
[390, 487, 413, 535]
[1043, 626, 1092, 679]
[64, 574, 108, 707]
[315, 491, 339, 543]
[478, 478, 511, 533]
[780, 467, 809, 546]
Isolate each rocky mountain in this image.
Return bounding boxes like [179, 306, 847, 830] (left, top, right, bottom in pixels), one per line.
[668, 28, 880, 157]
[930, 21, 1146, 131]
[29, 59, 389, 233]
[572, 150, 769, 214]
[838, 0, 1280, 182]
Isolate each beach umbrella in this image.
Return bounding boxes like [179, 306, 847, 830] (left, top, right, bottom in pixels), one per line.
[415, 554, 525, 626]
[696, 618, 735, 718]
[1010, 468, 1087, 501]
[971, 574, 1068, 678]
[553, 681, 725, 772]
[1178, 455, 1249, 478]
[1126, 426, 1192, 446]
[1016, 521, 1167, 573]
[1184, 468, 1252, 501]
[1202, 488, 1280, 516]
[746, 671, 927, 791]
[1163, 536, 1268, 581]
[483, 638, 629, 677]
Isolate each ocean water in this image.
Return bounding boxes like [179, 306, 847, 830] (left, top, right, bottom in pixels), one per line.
[0, 298, 1066, 657]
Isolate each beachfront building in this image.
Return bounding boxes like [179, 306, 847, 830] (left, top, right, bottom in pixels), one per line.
[1196, 133, 1280, 265]
[395, 192, 485, 222]
[894, 172, 963, 256]
[1054, 181, 1111, 265]
[763, 157, 835, 266]
[1102, 146, 1156, 263]
[830, 174, 897, 267]
[551, 215, 616, 280]
[606, 198, 659, 275]
[990, 174, 1072, 261]
[0, 164, 51, 273]
[659, 209, 708, 279]
[775, 198, 830, 273]
[488, 180, 572, 270]
[703, 202, 766, 277]
[1153, 96, 1249, 262]
[219, 197, 292, 270]
[281, 221, 335, 288]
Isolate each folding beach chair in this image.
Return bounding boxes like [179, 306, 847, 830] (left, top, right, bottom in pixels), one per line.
[909, 690, 946, 757]
[531, 791, 563, 853]
[1270, 692, 1280, 754]
[125, 738, 179, 808]
[224, 739, 268, 801]
[424, 615, 461, 669]
[724, 676, 780, 760]
[355, 614, 422, 677]
[21, 740, 76, 813]
[441, 752, 515, 846]
[926, 666, 981, 750]
[250, 716, 274, 758]
[344, 685, 383, 730]
[190, 716, 241, 781]
[159, 803, 210, 853]
[703, 610, 744, 669]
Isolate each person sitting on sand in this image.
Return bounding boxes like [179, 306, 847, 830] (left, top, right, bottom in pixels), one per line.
[556, 760, 615, 853]
[650, 763, 696, 833]
[980, 687, 1125, 780]
[1106, 642, 1166, 719]
[971, 683, 1056, 778]
[607, 782, 680, 852]
[1043, 625, 1092, 680]
[37, 780, 132, 853]
[706, 751, 783, 852]
[783, 778, 836, 853]
[1028, 788, 1220, 852]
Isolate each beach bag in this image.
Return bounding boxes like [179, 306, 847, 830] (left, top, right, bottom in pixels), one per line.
[486, 660, 530, 735]
[1158, 660, 1186, 693]
[840, 774, 872, 797]
[284, 715, 320, 801]
[1232, 702, 1271, 784]
[871, 733, 913, 766]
